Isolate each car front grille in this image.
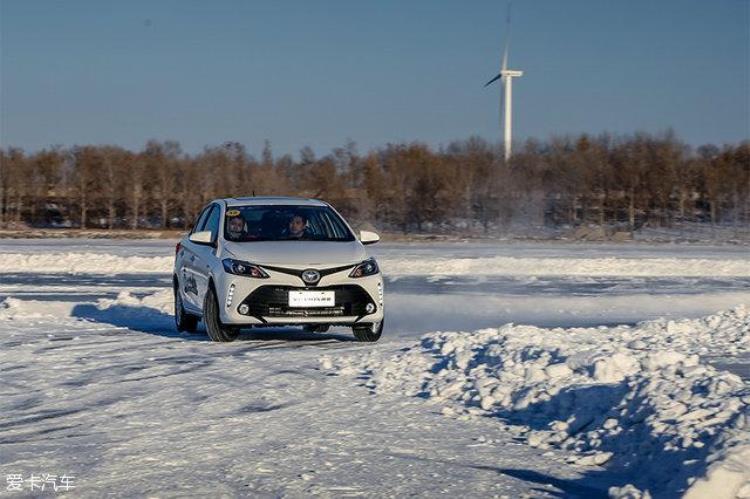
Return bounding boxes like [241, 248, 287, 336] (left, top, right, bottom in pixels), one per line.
[240, 285, 374, 320]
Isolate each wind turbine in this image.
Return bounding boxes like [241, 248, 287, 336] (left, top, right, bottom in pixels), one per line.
[485, 4, 523, 162]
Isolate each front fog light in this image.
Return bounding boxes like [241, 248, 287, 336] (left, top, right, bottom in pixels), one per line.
[365, 303, 375, 314]
[238, 304, 249, 315]
[226, 284, 235, 307]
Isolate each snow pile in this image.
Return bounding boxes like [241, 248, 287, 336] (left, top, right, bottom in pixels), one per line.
[624, 309, 750, 357]
[93, 289, 174, 316]
[323, 307, 750, 497]
[382, 255, 750, 278]
[0, 252, 174, 274]
[0, 297, 78, 319]
[0, 290, 173, 319]
[2, 252, 750, 277]
[0, 290, 174, 335]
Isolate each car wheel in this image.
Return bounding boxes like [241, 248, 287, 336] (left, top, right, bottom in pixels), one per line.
[204, 285, 239, 342]
[174, 282, 198, 333]
[353, 320, 383, 342]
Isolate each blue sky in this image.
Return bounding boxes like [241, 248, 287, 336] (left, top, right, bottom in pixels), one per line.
[1, 0, 748, 156]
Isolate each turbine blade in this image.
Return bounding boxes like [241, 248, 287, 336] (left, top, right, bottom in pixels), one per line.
[502, 1, 512, 72]
[499, 77, 506, 129]
[501, 41, 509, 73]
[506, 2, 512, 30]
[484, 73, 502, 87]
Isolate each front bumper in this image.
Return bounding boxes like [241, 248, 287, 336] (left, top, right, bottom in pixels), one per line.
[215, 266, 384, 326]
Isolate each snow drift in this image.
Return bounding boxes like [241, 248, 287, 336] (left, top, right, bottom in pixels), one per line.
[322, 307, 750, 498]
[1, 252, 750, 277]
[0, 289, 173, 320]
[0, 253, 173, 274]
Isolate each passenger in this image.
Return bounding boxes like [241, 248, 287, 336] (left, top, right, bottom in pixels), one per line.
[226, 215, 247, 241]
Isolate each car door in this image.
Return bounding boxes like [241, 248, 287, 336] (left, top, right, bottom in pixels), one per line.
[191, 204, 222, 307]
[180, 205, 213, 311]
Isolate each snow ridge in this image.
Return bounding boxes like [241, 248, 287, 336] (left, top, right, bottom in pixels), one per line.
[323, 307, 750, 498]
[2, 252, 750, 277]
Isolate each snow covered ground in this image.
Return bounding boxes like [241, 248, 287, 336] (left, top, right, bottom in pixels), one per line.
[324, 308, 750, 498]
[1, 239, 748, 497]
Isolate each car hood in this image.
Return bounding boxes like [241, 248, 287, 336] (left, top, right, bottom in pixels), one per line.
[221, 240, 368, 269]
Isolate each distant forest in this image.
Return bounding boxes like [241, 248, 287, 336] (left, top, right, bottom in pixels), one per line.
[0, 132, 748, 233]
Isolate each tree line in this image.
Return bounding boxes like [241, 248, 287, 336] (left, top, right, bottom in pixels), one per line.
[0, 132, 748, 233]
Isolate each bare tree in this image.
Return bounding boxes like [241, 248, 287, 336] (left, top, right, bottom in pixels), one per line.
[1, 133, 747, 234]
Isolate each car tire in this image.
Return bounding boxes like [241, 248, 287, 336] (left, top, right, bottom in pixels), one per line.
[174, 281, 199, 333]
[353, 320, 383, 342]
[204, 285, 239, 343]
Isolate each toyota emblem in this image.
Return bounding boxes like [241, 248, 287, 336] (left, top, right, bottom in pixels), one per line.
[301, 269, 321, 284]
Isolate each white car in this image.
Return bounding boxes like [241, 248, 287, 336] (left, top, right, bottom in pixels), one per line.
[173, 196, 384, 342]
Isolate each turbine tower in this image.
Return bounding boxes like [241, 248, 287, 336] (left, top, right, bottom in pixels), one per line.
[485, 4, 523, 162]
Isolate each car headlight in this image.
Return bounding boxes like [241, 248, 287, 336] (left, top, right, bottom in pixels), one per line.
[222, 258, 269, 278]
[349, 257, 379, 278]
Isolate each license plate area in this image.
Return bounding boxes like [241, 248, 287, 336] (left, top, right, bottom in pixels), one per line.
[288, 290, 335, 308]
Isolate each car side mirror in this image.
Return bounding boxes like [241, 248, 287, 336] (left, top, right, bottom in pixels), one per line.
[360, 230, 380, 245]
[189, 230, 214, 246]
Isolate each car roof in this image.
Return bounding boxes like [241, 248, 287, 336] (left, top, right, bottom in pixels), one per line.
[221, 196, 328, 208]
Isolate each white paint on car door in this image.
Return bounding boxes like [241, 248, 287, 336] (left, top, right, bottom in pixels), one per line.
[180, 242, 202, 310]
[192, 204, 222, 307]
[181, 205, 213, 311]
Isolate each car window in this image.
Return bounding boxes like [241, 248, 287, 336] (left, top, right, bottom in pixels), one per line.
[223, 205, 355, 242]
[191, 206, 212, 234]
[197, 205, 215, 232]
[202, 205, 221, 241]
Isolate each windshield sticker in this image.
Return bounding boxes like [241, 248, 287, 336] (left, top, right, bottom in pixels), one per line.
[226, 209, 241, 217]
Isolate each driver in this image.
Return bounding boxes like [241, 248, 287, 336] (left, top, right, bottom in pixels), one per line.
[284, 213, 309, 239]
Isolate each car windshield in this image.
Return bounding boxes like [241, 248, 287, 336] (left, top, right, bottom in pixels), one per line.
[223, 205, 355, 242]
